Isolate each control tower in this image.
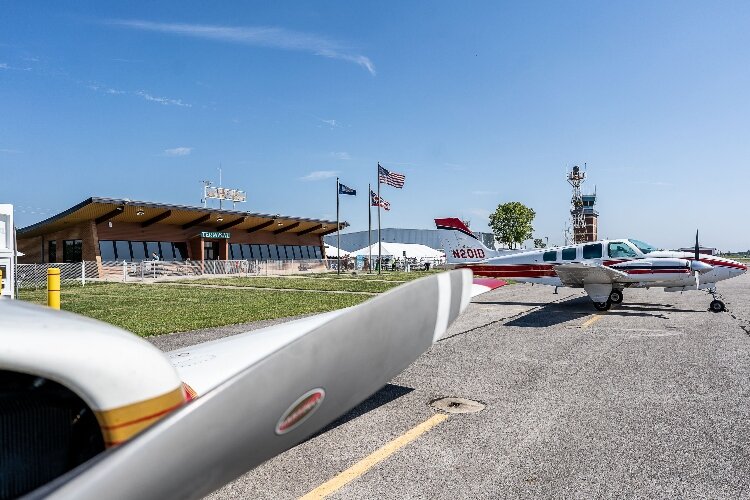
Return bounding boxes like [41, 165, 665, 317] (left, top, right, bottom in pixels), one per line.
[567, 166, 598, 243]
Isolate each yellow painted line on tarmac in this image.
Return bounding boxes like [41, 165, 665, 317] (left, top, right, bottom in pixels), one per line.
[581, 313, 606, 328]
[300, 413, 449, 499]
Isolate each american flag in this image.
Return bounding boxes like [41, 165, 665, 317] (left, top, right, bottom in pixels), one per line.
[370, 190, 390, 211]
[378, 164, 406, 188]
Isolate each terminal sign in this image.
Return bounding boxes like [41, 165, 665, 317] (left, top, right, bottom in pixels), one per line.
[200, 231, 231, 239]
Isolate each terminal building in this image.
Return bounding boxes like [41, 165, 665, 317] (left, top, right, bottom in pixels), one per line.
[17, 197, 343, 264]
[324, 227, 497, 253]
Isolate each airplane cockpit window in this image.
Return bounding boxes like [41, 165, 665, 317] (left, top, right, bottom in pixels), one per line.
[608, 241, 638, 258]
[582, 243, 602, 259]
[542, 250, 557, 262]
[629, 239, 659, 254]
[561, 247, 576, 260]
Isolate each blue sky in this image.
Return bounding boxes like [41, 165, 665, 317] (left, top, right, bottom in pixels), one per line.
[2, 2, 749, 250]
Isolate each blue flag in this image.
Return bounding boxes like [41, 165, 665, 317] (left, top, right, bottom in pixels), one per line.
[338, 183, 356, 196]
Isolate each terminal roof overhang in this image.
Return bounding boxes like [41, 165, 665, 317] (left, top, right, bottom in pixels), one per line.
[18, 197, 346, 238]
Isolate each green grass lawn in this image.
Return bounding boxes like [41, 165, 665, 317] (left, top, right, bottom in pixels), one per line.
[18, 282, 369, 337]
[175, 276, 403, 293]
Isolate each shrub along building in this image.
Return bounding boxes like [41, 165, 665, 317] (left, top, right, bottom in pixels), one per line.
[17, 197, 344, 268]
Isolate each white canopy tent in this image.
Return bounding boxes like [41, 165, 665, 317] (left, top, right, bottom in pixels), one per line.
[349, 242, 443, 259]
[323, 243, 350, 258]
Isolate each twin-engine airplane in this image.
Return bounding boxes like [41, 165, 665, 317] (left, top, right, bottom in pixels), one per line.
[436, 218, 746, 312]
[1, 270, 505, 500]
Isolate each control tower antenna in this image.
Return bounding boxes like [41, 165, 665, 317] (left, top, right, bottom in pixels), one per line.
[567, 165, 586, 243]
[566, 164, 599, 243]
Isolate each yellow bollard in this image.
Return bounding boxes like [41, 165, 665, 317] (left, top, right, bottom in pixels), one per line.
[48, 267, 60, 310]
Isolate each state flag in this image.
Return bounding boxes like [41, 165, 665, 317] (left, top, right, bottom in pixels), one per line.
[370, 190, 391, 211]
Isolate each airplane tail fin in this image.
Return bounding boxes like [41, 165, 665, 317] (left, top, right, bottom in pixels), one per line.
[435, 218, 498, 264]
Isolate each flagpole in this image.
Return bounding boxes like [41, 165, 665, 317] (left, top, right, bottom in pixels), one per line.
[377, 164, 382, 275]
[336, 177, 341, 274]
[368, 183, 372, 274]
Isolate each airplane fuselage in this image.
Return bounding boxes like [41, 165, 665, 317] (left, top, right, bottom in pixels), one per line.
[460, 239, 746, 291]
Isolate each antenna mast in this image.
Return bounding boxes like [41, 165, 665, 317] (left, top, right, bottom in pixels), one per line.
[567, 165, 586, 243]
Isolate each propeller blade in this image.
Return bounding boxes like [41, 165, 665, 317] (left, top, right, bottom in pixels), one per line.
[695, 230, 700, 261]
[35, 270, 475, 500]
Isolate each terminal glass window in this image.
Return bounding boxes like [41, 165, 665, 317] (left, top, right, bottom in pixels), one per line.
[285, 246, 294, 260]
[160, 242, 176, 261]
[63, 240, 82, 262]
[145, 241, 160, 260]
[293, 246, 302, 260]
[259, 245, 270, 260]
[99, 241, 116, 261]
[561, 247, 577, 260]
[542, 250, 557, 262]
[313, 246, 323, 259]
[48, 240, 57, 263]
[299, 246, 309, 259]
[608, 242, 637, 259]
[242, 243, 255, 260]
[204, 241, 218, 260]
[582, 243, 602, 259]
[230, 243, 241, 259]
[173, 243, 188, 260]
[114, 241, 131, 261]
[131, 242, 147, 261]
[267, 245, 279, 261]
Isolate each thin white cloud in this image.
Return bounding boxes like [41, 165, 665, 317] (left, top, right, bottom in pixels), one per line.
[109, 20, 376, 75]
[299, 170, 339, 181]
[319, 118, 340, 129]
[0, 148, 21, 154]
[331, 152, 351, 160]
[136, 90, 191, 107]
[0, 62, 31, 71]
[87, 83, 189, 106]
[163, 147, 192, 156]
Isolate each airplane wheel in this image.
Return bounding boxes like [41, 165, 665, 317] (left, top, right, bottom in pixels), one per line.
[594, 301, 611, 311]
[709, 300, 725, 313]
[609, 290, 623, 304]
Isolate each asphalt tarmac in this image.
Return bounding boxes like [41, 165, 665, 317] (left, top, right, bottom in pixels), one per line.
[152, 272, 750, 499]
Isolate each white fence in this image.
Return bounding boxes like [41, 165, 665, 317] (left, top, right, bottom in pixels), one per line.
[15, 262, 99, 289]
[15, 259, 331, 288]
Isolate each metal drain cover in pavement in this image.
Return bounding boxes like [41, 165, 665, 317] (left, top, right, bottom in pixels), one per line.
[430, 397, 485, 414]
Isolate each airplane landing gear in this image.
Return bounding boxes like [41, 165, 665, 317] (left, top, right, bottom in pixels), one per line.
[594, 300, 611, 311]
[609, 289, 623, 304]
[710, 300, 725, 313]
[707, 288, 726, 313]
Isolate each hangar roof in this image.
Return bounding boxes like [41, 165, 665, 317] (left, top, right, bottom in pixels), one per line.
[18, 197, 346, 238]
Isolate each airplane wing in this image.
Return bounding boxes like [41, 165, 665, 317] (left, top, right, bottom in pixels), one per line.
[553, 262, 628, 286]
[471, 277, 507, 298]
[30, 270, 476, 500]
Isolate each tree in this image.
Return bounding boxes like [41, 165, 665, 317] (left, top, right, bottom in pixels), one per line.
[489, 201, 535, 249]
[533, 238, 547, 249]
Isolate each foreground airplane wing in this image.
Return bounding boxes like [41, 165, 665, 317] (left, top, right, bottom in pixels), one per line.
[553, 262, 628, 287]
[27, 270, 488, 499]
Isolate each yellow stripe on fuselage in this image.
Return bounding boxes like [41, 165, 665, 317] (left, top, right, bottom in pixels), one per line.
[94, 386, 186, 446]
